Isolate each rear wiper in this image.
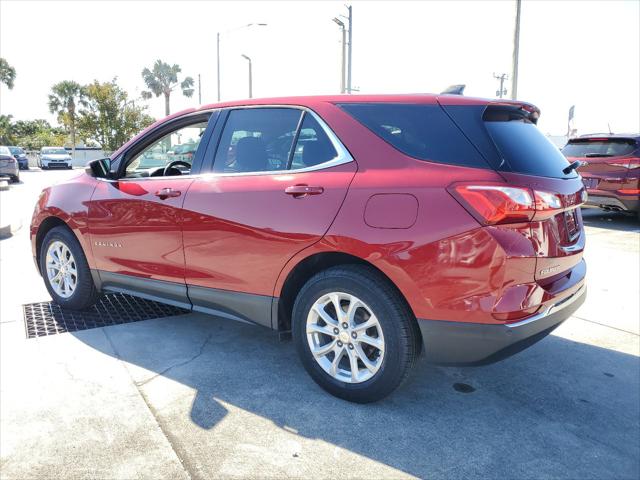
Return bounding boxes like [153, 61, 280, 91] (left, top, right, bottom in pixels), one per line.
[563, 160, 587, 175]
[584, 153, 613, 158]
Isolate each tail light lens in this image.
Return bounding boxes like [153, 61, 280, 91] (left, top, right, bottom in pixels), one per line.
[448, 182, 575, 225]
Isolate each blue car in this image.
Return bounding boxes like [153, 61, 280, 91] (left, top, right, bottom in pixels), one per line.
[8, 146, 28, 170]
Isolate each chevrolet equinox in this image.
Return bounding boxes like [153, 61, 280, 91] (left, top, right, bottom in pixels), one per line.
[31, 94, 587, 402]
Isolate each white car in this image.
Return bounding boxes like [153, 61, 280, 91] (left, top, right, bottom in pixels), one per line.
[39, 147, 73, 169]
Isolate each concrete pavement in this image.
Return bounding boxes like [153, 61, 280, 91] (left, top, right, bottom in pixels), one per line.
[1, 170, 638, 479]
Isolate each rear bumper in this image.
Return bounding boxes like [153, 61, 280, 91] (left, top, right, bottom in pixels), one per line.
[586, 194, 639, 212]
[418, 284, 586, 365]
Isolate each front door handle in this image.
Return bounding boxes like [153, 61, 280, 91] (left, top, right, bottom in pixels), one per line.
[285, 185, 324, 198]
[155, 188, 181, 200]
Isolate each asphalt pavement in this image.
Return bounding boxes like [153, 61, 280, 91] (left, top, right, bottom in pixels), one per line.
[1, 169, 638, 479]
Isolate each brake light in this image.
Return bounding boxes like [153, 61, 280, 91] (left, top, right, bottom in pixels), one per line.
[617, 189, 640, 195]
[448, 183, 569, 225]
[610, 157, 640, 169]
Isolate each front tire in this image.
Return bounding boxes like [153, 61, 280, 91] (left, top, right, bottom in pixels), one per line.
[292, 265, 420, 403]
[40, 226, 99, 310]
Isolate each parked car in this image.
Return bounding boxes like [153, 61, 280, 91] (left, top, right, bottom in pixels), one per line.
[8, 146, 28, 170]
[39, 147, 73, 169]
[30, 95, 587, 402]
[0, 146, 19, 183]
[562, 134, 639, 217]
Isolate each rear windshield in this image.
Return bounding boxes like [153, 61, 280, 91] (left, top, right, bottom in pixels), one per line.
[483, 106, 576, 178]
[562, 139, 637, 158]
[338, 103, 489, 169]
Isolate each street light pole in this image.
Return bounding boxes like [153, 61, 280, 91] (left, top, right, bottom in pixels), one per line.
[216, 23, 266, 101]
[333, 18, 346, 93]
[511, 0, 521, 100]
[241, 54, 252, 98]
[346, 4, 353, 94]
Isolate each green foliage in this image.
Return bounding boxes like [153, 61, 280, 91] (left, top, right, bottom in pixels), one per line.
[48, 80, 87, 149]
[0, 116, 67, 149]
[141, 59, 195, 115]
[78, 79, 155, 151]
[0, 58, 16, 89]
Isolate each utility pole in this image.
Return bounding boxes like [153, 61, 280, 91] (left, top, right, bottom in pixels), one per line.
[511, 0, 521, 100]
[198, 74, 202, 105]
[333, 18, 346, 93]
[241, 54, 253, 98]
[346, 4, 353, 94]
[216, 32, 221, 101]
[494, 73, 508, 98]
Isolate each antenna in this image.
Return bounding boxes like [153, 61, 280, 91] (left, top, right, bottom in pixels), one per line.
[607, 123, 613, 134]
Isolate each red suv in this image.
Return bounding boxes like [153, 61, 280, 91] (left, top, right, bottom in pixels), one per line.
[31, 95, 587, 402]
[562, 134, 640, 217]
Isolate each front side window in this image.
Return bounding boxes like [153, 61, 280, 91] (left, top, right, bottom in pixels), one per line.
[124, 122, 208, 178]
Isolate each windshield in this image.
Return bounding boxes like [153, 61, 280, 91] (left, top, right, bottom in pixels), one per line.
[562, 139, 636, 157]
[42, 148, 68, 155]
[0, 146, 10, 155]
[9, 147, 24, 155]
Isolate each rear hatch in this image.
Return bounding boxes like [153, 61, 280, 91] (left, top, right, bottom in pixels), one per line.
[439, 99, 586, 285]
[561, 137, 639, 192]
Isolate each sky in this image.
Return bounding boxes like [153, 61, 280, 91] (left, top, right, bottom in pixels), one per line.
[0, 0, 638, 136]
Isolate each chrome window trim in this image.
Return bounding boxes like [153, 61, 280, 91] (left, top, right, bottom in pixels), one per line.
[100, 104, 354, 183]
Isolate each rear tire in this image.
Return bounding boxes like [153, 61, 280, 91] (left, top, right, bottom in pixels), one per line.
[292, 265, 420, 403]
[40, 226, 100, 310]
[10, 174, 19, 183]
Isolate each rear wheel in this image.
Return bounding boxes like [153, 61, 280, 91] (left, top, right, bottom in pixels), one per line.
[10, 174, 19, 183]
[292, 265, 420, 403]
[40, 226, 99, 310]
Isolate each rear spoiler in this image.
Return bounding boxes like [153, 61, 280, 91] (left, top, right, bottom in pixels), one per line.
[440, 84, 466, 95]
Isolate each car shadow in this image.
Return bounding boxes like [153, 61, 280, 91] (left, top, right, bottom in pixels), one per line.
[581, 207, 639, 232]
[70, 313, 640, 479]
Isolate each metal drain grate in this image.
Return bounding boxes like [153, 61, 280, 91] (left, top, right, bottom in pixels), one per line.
[23, 293, 189, 338]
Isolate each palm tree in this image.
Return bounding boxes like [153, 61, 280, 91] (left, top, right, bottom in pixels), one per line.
[141, 60, 194, 116]
[48, 81, 87, 157]
[0, 58, 16, 89]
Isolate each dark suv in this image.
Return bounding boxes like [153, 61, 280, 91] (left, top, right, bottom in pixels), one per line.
[562, 134, 640, 216]
[30, 94, 587, 402]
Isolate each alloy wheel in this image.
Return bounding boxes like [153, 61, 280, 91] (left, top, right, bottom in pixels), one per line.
[45, 241, 78, 298]
[306, 292, 385, 383]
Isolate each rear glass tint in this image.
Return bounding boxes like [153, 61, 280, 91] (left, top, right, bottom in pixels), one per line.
[483, 106, 576, 178]
[338, 103, 489, 169]
[562, 139, 637, 158]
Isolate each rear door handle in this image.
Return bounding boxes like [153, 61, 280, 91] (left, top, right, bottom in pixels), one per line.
[155, 188, 181, 200]
[285, 185, 324, 198]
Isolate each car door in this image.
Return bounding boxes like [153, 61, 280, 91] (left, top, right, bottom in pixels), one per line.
[181, 107, 357, 327]
[88, 112, 216, 307]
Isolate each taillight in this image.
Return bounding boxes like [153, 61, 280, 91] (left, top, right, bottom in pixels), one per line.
[448, 182, 571, 225]
[607, 158, 640, 169]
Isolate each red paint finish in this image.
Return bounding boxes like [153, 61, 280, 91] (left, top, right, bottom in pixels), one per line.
[181, 163, 357, 294]
[87, 178, 195, 282]
[31, 93, 587, 335]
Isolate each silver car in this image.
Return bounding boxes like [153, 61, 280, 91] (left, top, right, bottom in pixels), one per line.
[39, 147, 73, 169]
[0, 146, 20, 183]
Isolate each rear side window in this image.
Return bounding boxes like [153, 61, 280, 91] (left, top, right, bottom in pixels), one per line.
[562, 139, 637, 158]
[483, 106, 576, 178]
[290, 114, 338, 169]
[338, 103, 489, 169]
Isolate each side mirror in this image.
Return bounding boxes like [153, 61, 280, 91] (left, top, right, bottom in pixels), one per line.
[87, 157, 112, 179]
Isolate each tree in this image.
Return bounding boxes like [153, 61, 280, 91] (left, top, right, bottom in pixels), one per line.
[0, 58, 16, 89]
[0, 114, 15, 144]
[11, 119, 66, 150]
[141, 60, 194, 116]
[48, 81, 87, 156]
[78, 79, 155, 151]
